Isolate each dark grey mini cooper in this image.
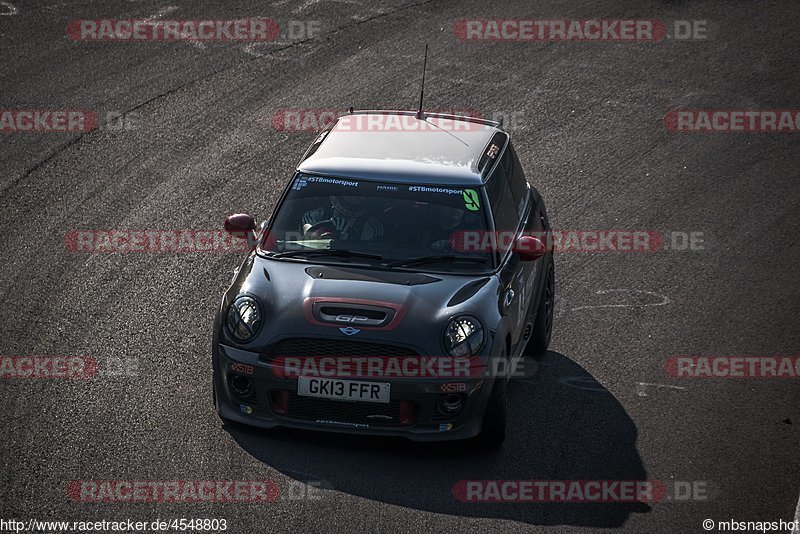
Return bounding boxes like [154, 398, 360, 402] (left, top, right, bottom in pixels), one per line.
[212, 110, 555, 447]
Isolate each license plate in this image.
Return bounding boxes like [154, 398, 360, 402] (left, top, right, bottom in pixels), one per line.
[297, 377, 390, 403]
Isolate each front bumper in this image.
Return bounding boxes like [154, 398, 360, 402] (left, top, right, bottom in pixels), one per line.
[213, 343, 493, 442]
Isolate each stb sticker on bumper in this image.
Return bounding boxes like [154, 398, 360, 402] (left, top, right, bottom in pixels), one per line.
[297, 376, 390, 403]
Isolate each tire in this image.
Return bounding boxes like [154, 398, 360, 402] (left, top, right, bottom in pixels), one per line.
[528, 257, 555, 356]
[476, 361, 508, 448]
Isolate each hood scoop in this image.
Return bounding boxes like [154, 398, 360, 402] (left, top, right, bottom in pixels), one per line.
[316, 304, 391, 328]
[304, 297, 406, 331]
[305, 266, 440, 286]
[447, 277, 491, 307]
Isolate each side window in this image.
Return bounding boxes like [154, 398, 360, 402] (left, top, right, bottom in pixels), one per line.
[507, 144, 529, 215]
[486, 162, 520, 244]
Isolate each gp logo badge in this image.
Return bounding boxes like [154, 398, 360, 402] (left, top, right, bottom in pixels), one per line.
[335, 314, 369, 324]
[463, 189, 480, 211]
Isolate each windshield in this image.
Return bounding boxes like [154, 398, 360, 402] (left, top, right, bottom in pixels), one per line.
[261, 174, 493, 272]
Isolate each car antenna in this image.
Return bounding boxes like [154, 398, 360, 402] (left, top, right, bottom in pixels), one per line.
[416, 44, 428, 120]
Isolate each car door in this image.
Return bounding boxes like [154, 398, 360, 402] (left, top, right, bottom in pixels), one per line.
[507, 143, 542, 330]
[486, 144, 529, 351]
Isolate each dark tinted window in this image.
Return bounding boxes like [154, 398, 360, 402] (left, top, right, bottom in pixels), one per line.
[491, 143, 528, 219]
[486, 163, 520, 241]
[507, 144, 529, 214]
[264, 175, 492, 271]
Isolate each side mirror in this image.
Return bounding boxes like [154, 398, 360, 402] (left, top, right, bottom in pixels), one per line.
[224, 213, 256, 235]
[224, 213, 257, 248]
[514, 235, 545, 262]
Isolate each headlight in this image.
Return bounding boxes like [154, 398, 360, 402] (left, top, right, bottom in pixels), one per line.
[443, 316, 484, 356]
[225, 296, 262, 342]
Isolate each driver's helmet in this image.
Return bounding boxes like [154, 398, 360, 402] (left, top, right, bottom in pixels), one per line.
[330, 195, 366, 218]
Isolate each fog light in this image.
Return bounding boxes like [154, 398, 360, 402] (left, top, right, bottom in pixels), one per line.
[230, 375, 253, 398]
[437, 393, 464, 415]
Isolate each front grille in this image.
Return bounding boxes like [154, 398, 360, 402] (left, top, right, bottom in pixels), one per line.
[264, 338, 418, 359]
[282, 392, 413, 427]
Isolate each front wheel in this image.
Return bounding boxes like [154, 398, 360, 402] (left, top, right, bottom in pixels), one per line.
[527, 257, 555, 356]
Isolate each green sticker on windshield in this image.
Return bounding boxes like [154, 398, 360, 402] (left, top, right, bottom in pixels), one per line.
[463, 189, 480, 211]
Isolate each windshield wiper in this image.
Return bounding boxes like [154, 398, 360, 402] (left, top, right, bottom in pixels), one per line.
[387, 255, 489, 268]
[272, 249, 384, 261]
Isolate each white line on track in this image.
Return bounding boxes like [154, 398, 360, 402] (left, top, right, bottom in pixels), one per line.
[570, 289, 670, 311]
[635, 382, 687, 397]
[791, 491, 799, 534]
[243, 41, 292, 56]
[144, 5, 179, 20]
[0, 2, 17, 15]
[143, 6, 206, 50]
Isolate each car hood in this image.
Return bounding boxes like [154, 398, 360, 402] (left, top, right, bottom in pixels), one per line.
[223, 253, 501, 356]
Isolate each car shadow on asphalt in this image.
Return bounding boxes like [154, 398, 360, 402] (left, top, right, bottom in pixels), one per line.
[227, 350, 651, 528]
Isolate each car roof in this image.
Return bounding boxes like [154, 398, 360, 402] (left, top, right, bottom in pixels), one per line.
[296, 111, 508, 186]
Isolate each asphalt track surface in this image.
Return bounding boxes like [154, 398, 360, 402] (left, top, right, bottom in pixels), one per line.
[1, 1, 799, 532]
